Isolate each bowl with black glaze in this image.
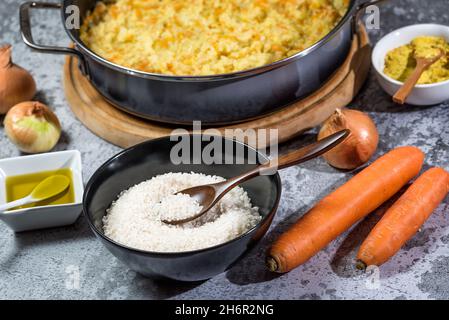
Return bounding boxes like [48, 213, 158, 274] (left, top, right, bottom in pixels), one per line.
[83, 134, 281, 281]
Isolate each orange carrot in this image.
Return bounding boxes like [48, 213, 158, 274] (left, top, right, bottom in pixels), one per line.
[356, 167, 449, 269]
[266, 146, 424, 273]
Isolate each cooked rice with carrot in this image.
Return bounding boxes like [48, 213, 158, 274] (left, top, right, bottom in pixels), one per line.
[80, 0, 349, 75]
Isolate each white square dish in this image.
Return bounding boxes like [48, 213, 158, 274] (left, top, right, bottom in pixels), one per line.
[0, 150, 83, 232]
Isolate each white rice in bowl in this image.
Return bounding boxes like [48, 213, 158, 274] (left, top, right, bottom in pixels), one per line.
[103, 172, 261, 252]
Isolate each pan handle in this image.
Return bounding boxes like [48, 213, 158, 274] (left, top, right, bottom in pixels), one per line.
[353, 0, 388, 33]
[19, 1, 89, 76]
[356, 0, 388, 12]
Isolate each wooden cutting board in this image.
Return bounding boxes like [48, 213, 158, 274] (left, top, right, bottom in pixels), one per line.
[63, 26, 370, 148]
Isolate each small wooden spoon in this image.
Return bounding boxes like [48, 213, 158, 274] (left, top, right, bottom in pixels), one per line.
[162, 129, 350, 225]
[393, 49, 444, 104]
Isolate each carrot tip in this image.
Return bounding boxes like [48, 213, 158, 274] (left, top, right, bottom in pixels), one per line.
[355, 259, 367, 271]
[266, 256, 279, 273]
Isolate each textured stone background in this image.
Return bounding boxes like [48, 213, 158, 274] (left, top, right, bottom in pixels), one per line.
[1, 0, 449, 299]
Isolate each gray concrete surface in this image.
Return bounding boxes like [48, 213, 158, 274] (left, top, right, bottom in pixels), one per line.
[1, 0, 449, 300]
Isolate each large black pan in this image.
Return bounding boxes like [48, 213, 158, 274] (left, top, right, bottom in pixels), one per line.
[20, 0, 385, 125]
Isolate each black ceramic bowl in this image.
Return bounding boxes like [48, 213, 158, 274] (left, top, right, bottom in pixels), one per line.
[83, 135, 281, 281]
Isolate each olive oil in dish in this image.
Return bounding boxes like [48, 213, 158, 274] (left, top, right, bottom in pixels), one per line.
[5, 168, 75, 210]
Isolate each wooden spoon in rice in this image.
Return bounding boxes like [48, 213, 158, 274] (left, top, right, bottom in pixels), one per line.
[393, 48, 444, 104]
[161, 129, 349, 225]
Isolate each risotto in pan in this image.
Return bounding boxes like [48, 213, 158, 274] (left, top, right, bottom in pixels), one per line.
[80, 0, 350, 76]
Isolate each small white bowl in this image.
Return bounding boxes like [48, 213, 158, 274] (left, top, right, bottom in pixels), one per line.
[0, 150, 83, 232]
[372, 24, 449, 106]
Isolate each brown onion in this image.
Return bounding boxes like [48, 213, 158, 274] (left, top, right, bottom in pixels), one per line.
[4, 101, 61, 154]
[318, 108, 379, 170]
[0, 44, 36, 114]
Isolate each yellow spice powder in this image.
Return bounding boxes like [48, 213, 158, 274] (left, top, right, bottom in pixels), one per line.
[384, 36, 449, 84]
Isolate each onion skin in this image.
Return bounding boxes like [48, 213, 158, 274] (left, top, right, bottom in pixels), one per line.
[4, 101, 61, 154]
[318, 108, 379, 170]
[0, 45, 36, 114]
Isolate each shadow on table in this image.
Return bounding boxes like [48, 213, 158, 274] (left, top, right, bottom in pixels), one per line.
[226, 172, 350, 285]
[0, 214, 94, 269]
[130, 275, 206, 300]
[224, 211, 298, 286]
[14, 214, 94, 245]
[328, 194, 400, 278]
